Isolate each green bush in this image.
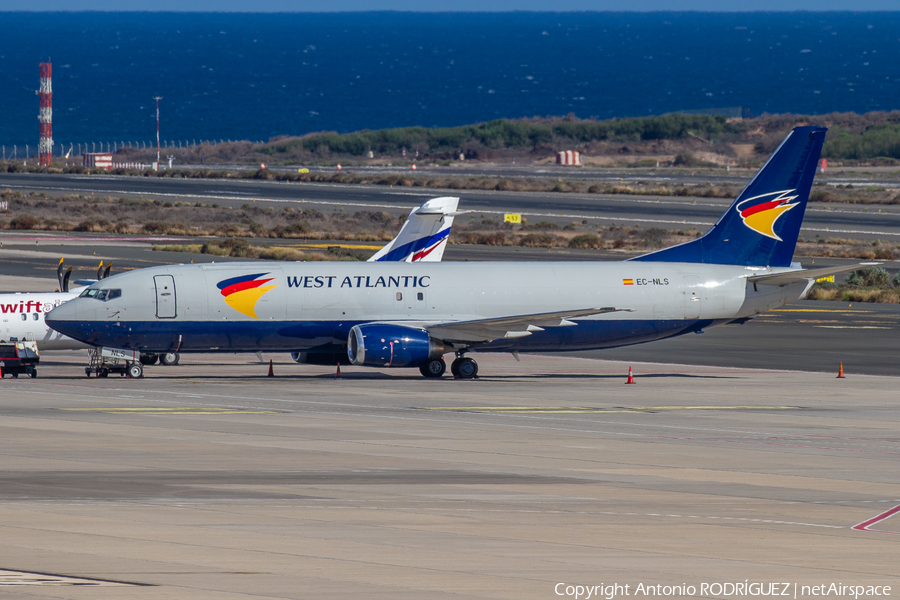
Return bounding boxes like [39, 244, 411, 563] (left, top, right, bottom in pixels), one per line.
[640, 227, 669, 248]
[844, 267, 891, 288]
[568, 234, 603, 249]
[263, 114, 744, 157]
[10, 215, 40, 230]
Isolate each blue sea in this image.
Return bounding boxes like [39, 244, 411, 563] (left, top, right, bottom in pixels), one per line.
[0, 11, 899, 150]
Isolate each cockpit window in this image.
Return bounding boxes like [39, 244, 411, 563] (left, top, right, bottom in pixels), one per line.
[79, 288, 122, 301]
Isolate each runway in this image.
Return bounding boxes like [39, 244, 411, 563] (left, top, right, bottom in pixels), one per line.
[3, 172, 900, 241]
[0, 353, 898, 598]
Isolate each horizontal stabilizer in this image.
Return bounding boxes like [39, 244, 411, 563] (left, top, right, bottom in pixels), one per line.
[748, 263, 881, 286]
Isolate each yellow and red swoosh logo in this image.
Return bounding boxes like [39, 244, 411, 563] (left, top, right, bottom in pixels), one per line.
[736, 190, 799, 241]
[216, 273, 277, 319]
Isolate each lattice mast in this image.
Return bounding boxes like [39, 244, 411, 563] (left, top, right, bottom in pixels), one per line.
[154, 96, 162, 170]
[38, 61, 53, 166]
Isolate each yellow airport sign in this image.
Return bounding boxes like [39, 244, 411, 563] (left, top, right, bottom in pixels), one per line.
[504, 213, 521, 224]
[816, 275, 834, 283]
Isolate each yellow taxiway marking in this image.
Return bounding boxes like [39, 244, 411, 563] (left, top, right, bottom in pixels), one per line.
[276, 242, 382, 250]
[815, 325, 892, 330]
[772, 308, 875, 314]
[418, 405, 801, 414]
[58, 407, 280, 415]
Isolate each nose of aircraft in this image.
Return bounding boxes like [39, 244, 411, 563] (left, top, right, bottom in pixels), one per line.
[46, 299, 83, 340]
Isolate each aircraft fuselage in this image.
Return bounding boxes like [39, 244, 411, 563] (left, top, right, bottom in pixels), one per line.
[46, 261, 808, 355]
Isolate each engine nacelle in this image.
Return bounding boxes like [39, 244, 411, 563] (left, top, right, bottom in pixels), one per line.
[347, 324, 445, 368]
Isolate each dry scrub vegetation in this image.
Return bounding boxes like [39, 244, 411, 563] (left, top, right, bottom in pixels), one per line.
[808, 267, 900, 303]
[2, 189, 898, 260]
[2, 189, 898, 303]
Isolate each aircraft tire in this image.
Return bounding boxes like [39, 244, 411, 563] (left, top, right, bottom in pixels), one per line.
[160, 352, 180, 366]
[419, 357, 446, 378]
[30, 369, 37, 379]
[140, 353, 159, 365]
[11, 372, 18, 379]
[128, 363, 144, 379]
[453, 357, 478, 379]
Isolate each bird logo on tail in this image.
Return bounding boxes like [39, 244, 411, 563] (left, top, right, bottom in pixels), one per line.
[736, 189, 799, 241]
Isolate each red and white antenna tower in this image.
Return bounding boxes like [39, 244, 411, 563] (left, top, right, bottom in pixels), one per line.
[38, 60, 53, 166]
[154, 95, 162, 170]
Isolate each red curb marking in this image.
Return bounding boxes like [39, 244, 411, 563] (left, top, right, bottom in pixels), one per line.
[852, 504, 900, 534]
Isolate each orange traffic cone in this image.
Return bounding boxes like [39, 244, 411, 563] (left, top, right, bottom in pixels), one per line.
[837, 362, 845, 379]
[267, 359, 274, 377]
[335, 361, 342, 378]
[625, 366, 635, 384]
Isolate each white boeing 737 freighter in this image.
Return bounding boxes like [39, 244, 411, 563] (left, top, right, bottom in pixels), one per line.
[48, 127, 872, 378]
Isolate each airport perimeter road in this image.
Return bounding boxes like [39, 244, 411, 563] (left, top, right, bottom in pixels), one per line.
[3, 172, 900, 241]
[0, 354, 898, 599]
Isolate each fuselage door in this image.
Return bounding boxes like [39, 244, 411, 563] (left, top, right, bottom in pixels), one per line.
[154, 275, 177, 318]
[683, 275, 701, 319]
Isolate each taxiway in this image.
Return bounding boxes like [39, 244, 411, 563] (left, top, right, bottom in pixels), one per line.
[0, 353, 897, 598]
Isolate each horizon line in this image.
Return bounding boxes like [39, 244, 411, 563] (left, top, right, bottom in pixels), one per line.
[2, 8, 899, 12]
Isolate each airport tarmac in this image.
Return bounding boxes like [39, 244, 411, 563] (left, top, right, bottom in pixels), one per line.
[0, 353, 898, 599]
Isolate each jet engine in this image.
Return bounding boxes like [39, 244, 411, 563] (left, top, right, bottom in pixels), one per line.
[347, 324, 446, 368]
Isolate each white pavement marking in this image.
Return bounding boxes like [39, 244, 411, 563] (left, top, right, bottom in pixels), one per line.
[0, 569, 135, 586]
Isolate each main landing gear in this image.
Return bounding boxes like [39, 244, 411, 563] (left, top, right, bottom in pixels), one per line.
[139, 352, 180, 366]
[418, 352, 478, 379]
[451, 355, 478, 379]
[419, 356, 446, 378]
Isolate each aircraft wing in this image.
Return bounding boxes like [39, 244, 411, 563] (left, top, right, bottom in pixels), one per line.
[747, 262, 881, 286]
[421, 307, 632, 343]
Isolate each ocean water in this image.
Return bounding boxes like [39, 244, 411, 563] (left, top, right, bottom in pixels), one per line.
[0, 11, 898, 150]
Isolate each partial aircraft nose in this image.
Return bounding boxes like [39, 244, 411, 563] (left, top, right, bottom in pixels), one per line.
[45, 299, 86, 341]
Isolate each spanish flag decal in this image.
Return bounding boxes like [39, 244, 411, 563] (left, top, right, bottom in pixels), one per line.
[623, 279, 634, 285]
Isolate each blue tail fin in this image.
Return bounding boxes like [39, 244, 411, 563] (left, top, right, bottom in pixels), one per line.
[632, 126, 826, 267]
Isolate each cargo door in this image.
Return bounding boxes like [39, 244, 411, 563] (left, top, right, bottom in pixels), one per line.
[154, 275, 177, 318]
[683, 275, 701, 320]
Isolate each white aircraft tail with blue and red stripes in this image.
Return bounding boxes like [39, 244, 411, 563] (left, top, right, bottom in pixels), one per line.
[368, 196, 460, 263]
